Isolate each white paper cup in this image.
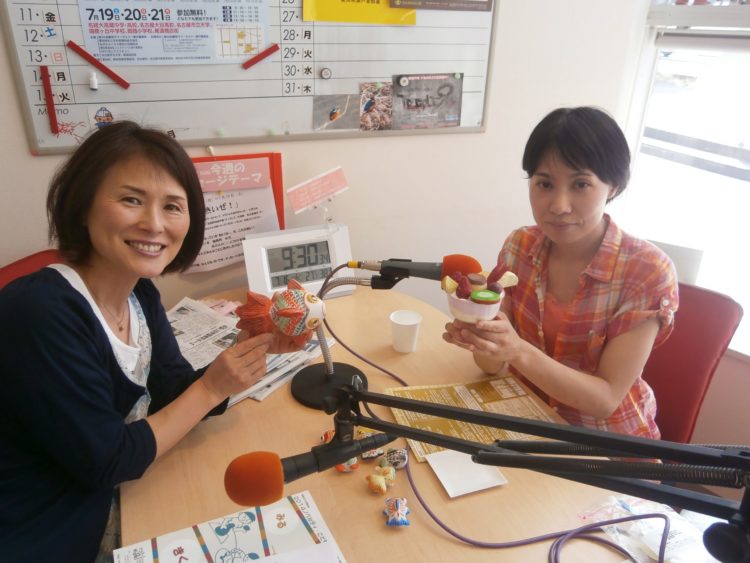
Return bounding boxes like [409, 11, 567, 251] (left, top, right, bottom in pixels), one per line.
[390, 309, 422, 353]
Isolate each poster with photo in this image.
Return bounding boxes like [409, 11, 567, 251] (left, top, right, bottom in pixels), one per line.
[312, 94, 360, 131]
[392, 73, 463, 130]
[359, 82, 393, 131]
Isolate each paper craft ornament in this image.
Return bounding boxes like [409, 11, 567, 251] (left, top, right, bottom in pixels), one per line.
[374, 465, 396, 486]
[320, 429, 359, 473]
[357, 429, 385, 459]
[236, 279, 325, 348]
[366, 474, 389, 495]
[383, 497, 410, 527]
[380, 448, 409, 470]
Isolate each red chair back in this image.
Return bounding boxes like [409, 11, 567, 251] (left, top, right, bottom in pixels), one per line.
[0, 249, 62, 291]
[642, 283, 743, 443]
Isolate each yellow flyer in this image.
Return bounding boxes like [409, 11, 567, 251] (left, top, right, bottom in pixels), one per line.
[385, 376, 556, 462]
[303, 0, 416, 25]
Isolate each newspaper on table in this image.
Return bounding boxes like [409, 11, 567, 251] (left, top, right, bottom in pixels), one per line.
[385, 375, 556, 462]
[168, 297, 241, 370]
[167, 297, 333, 404]
[114, 490, 346, 563]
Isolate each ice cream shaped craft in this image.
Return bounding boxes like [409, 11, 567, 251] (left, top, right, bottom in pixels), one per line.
[235, 279, 326, 347]
[444, 263, 519, 323]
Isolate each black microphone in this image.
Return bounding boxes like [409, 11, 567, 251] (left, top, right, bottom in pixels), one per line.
[282, 432, 397, 482]
[225, 433, 397, 506]
[347, 254, 481, 282]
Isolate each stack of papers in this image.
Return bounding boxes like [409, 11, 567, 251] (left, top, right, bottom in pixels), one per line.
[229, 336, 333, 405]
[167, 297, 333, 404]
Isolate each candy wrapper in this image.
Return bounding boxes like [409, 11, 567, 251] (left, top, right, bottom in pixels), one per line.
[580, 495, 718, 563]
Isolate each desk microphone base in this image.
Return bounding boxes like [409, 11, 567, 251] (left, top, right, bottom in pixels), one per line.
[291, 363, 368, 410]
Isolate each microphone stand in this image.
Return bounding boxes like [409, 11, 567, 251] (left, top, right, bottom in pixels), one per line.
[290, 270, 411, 409]
[322, 380, 750, 562]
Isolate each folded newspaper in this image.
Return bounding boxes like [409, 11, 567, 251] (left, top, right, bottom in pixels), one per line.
[167, 297, 333, 404]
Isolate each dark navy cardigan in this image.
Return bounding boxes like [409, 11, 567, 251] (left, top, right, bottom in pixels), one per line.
[0, 268, 225, 563]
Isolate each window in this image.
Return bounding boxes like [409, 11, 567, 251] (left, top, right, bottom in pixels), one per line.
[617, 1, 750, 354]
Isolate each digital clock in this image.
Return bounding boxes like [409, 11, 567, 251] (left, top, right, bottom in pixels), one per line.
[242, 224, 353, 298]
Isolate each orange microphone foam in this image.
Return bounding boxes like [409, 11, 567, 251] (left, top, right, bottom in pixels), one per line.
[441, 254, 482, 278]
[224, 451, 285, 506]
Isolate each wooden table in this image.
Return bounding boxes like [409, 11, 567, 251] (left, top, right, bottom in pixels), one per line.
[121, 288, 622, 561]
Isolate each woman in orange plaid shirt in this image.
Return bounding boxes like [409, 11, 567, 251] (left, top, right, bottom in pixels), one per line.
[444, 106, 678, 439]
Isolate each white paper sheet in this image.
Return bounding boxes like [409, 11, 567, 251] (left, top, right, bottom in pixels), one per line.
[425, 449, 507, 498]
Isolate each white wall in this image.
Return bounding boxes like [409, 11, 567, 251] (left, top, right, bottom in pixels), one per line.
[2, 0, 747, 494]
[0, 0, 652, 309]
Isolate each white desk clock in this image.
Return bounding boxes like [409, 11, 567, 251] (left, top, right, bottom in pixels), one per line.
[242, 224, 354, 298]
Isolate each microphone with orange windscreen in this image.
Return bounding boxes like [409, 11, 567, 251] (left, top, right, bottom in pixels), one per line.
[224, 451, 285, 507]
[347, 254, 482, 282]
[290, 253, 483, 409]
[225, 433, 396, 506]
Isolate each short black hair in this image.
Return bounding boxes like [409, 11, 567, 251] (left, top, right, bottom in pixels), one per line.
[522, 107, 631, 201]
[47, 121, 205, 273]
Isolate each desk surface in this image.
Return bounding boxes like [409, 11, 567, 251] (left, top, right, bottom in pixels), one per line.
[121, 288, 621, 562]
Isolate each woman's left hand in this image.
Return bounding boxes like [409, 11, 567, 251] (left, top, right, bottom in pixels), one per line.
[444, 313, 525, 364]
[237, 330, 306, 355]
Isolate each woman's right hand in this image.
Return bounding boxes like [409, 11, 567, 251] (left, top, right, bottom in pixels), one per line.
[450, 313, 526, 364]
[444, 315, 523, 375]
[442, 319, 476, 350]
[200, 333, 274, 402]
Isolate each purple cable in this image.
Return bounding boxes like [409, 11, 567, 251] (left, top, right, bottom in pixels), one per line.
[407, 460, 670, 562]
[321, 266, 672, 562]
[548, 513, 670, 563]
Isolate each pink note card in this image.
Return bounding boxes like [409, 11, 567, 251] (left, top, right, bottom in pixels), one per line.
[194, 158, 271, 192]
[286, 166, 349, 214]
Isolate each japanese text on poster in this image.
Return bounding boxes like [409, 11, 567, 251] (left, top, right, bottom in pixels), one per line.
[286, 167, 349, 215]
[78, 0, 268, 65]
[189, 157, 279, 273]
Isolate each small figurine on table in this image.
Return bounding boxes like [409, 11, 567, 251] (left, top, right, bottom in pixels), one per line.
[235, 280, 325, 351]
[357, 429, 385, 460]
[320, 429, 360, 473]
[383, 497, 410, 527]
[380, 448, 409, 470]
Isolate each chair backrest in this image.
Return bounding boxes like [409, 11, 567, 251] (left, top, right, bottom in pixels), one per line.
[0, 249, 62, 291]
[641, 282, 743, 443]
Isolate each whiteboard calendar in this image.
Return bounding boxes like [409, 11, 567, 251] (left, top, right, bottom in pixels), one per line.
[0, 0, 497, 154]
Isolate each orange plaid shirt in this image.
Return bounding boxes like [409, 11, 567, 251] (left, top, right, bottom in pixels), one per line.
[498, 215, 678, 439]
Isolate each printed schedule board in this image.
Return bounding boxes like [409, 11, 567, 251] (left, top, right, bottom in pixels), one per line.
[0, 0, 497, 154]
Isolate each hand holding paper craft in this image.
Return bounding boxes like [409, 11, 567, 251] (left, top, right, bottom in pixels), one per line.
[236, 280, 325, 352]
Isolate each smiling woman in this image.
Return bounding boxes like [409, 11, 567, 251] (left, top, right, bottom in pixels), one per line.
[81, 159, 192, 306]
[0, 122, 298, 563]
[47, 121, 205, 275]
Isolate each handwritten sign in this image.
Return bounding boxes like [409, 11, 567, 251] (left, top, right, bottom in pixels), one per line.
[287, 167, 349, 215]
